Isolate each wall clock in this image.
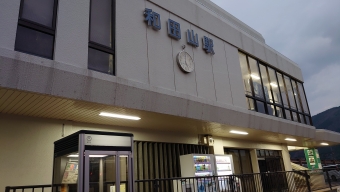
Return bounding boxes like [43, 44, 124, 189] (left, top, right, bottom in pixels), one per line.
[177, 51, 194, 73]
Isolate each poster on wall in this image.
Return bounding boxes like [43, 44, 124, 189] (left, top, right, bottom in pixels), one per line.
[61, 162, 78, 184]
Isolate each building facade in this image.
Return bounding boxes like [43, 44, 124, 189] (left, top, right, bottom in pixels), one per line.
[1, 0, 340, 190]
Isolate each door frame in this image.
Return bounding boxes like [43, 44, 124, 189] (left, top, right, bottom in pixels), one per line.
[84, 150, 133, 192]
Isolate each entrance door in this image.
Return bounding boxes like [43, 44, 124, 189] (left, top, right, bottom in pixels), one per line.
[84, 150, 132, 192]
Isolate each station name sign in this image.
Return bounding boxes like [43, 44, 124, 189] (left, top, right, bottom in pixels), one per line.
[144, 8, 215, 55]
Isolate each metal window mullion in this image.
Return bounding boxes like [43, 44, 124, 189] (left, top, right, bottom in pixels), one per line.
[89, 42, 115, 54]
[18, 20, 55, 35]
[52, 0, 58, 29]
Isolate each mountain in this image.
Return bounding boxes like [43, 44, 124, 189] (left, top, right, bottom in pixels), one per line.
[312, 106, 340, 160]
[290, 106, 340, 160]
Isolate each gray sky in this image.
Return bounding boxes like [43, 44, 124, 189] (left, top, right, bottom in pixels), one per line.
[211, 0, 340, 116]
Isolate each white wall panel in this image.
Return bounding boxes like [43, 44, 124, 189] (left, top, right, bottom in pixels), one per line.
[54, 0, 90, 68]
[191, 26, 216, 101]
[146, 2, 175, 90]
[241, 33, 254, 56]
[170, 14, 198, 97]
[211, 37, 233, 105]
[224, 43, 247, 109]
[0, 0, 20, 50]
[116, 0, 149, 84]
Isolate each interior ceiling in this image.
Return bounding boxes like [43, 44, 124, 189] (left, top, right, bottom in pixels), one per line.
[0, 87, 331, 148]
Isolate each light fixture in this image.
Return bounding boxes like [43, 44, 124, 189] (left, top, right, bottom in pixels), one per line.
[285, 138, 297, 141]
[99, 112, 141, 120]
[67, 154, 108, 158]
[321, 143, 329, 146]
[270, 83, 278, 87]
[230, 130, 248, 135]
[250, 74, 260, 80]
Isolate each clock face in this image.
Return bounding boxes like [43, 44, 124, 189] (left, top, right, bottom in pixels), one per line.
[177, 51, 194, 73]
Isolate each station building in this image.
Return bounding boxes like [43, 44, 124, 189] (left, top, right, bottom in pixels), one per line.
[1, 0, 340, 190]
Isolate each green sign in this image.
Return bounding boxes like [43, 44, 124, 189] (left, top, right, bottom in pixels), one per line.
[304, 148, 322, 170]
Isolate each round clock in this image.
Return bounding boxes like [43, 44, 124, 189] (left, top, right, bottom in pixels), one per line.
[177, 51, 194, 73]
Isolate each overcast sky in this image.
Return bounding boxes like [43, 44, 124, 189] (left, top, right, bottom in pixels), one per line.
[210, 0, 340, 116]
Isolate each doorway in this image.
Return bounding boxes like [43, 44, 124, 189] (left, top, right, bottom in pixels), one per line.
[84, 150, 132, 192]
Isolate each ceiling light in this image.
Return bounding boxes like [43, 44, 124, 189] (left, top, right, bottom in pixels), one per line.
[285, 138, 297, 141]
[321, 143, 329, 146]
[67, 154, 108, 158]
[99, 112, 141, 120]
[270, 83, 278, 87]
[230, 130, 248, 135]
[250, 74, 260, 80]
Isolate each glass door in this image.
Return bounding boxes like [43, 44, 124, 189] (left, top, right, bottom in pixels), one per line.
[84, 151, 132, 192]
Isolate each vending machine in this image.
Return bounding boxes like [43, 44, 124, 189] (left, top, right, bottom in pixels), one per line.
[214, 155, 234, 176]
[180, 154, 215, 177]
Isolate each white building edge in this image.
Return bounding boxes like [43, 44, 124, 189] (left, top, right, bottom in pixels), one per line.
[0, 0, 339, 190]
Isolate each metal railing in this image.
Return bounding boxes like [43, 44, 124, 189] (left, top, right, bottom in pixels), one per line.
[5, 169, 340, 192]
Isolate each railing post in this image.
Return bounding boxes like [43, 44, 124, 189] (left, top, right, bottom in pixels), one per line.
[325, 170, 333, 190]
[304, 170, 311, 192]
[5, 186, 10, 192]
[153, 179, 159, 192]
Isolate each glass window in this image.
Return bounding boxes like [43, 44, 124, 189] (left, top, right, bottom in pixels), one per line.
[284, 76, 297, 110]
[276, 107, 283, 118]
[239, 53, 252, 96]
[240, 150, 252, 174]
[297, 82, 310, 114]
[299, 114, 305, 124]
[267, 104, 275, 116]
[277, 73, 289, 108]
[291, 112, 298, 122]
[249, 57, 263, 98]
[88, 0, 115, 75]
[15, 26, 54, 59]
[246, 98, 255, 111]
[225, 149, 241, 174]
[285, 110, 292, 120]
[292, 80, 303, 112]
[21, 0, 55, 27]
[268, 68, 282, 105]
[90, 0, 112, 47]
[88, 48, 114, 75]
[256, 101, 266, 114]
[259, 64, 273, 102]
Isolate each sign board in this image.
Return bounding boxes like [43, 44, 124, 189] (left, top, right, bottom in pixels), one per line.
[84, 134, 131, 147]
[304, 148, 322, 169]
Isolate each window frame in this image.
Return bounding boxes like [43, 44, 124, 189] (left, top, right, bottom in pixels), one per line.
[239, 51, 312, 125]
[88, 0, 116, 75]
[15, 0, 58, 59]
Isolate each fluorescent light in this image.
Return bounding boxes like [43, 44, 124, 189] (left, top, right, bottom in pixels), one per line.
[250, 74, 260, 80]
[99, 112, 141, 120]
[230, 130, 248, 135]
[67, 154, 108, 158]
[321, 143, 329, 146]
[67, 155, 79, 158]
[285, 138, 297, 141]
[270, 83, 278, 87]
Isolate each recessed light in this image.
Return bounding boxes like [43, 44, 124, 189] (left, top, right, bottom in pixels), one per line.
[285, 138, 297, 141]
[270, 83, 278, 87]
[230, 130, 248, 135]
[99, 112, 141, 120]
[67, 154, 107, 158]
[321, 143, 329, 146]
[250, 74, 260, 80]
